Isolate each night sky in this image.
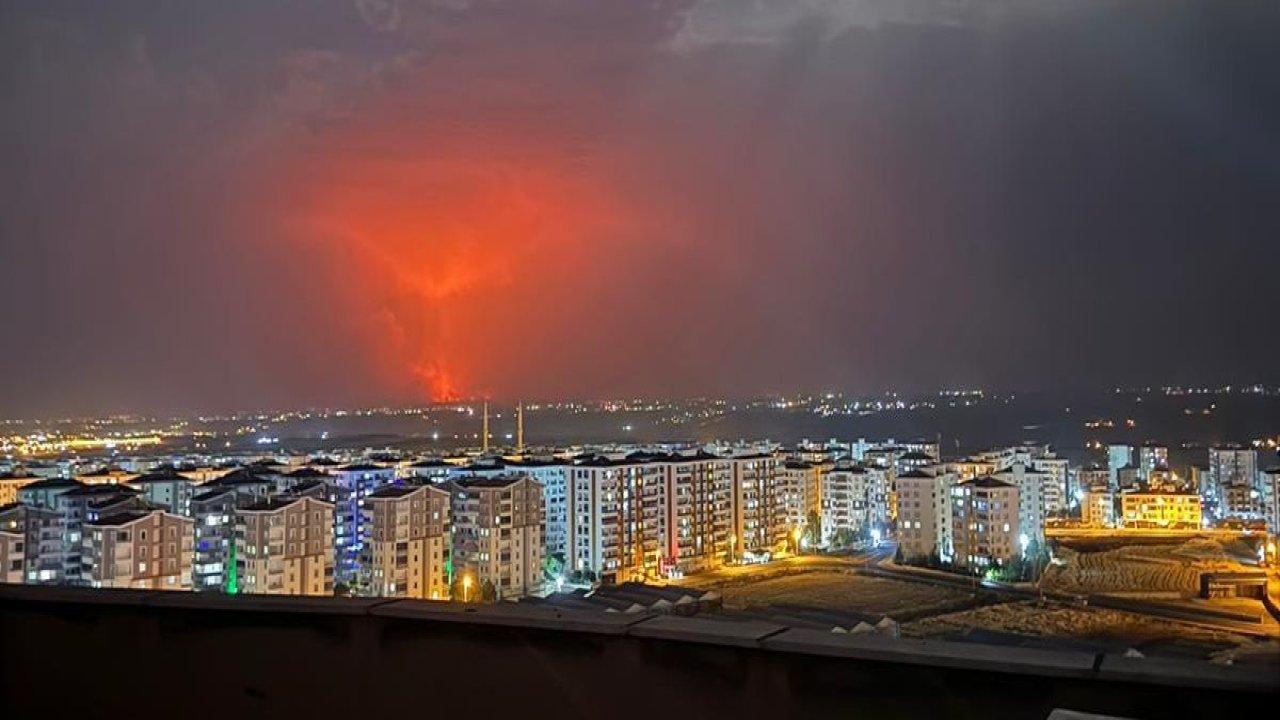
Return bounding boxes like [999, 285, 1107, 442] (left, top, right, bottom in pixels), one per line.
[2, 1, 1278, 416]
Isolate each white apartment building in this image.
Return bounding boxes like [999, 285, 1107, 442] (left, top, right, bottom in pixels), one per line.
[991, 462, 1050, 543]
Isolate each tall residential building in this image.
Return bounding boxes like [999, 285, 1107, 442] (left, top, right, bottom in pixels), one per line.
[730, 453, 788, 556]
[83, 510, 194, 589]
[991, 462, 1050, 544]
[128, 468, 195, 516]
[1139, 443, 1169, 480]
[820, 463, 877, 543]
[0, 504, 26, 583]
[566, 455, 666, 581]
[1031, 455, 1069, 517]
[778, 460, 822, 534]
[1208, 446, 1260, 519]
[663, 451, 733, 574]
[894, 467, 957, 563]
[58, 484, 147, 586]
[1, 501, 61, 584]
[191, 469, 275, 592]
[1108, 444, 1133, 491]
[1266, 467, 1280, 533]
[951, 476, 1020, 572]
[498, 458, 569, 562]
[238, 495, 334, 596]
[450, 474, 543, 600]
[364, 484, 450, 599]
[330, 463, 399, 589]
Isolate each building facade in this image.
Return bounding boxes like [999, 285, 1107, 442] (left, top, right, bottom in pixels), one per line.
[238, 495, 334, 596]
[364, 484, 450, 599]
[450, 475, 543, 600]
[951, 476, 1020, 572]
[83, 510, 194, 589]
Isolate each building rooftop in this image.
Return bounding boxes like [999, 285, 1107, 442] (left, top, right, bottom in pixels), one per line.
[452, 475, 532, 489]
[202, 468, 272, 487]
[239, 495, 321, 513]
[86, 510, 154, 527]
[961, 476, 1016, 489]
[18, 477, 81, 491]
[337, 463, 388, 472]
[62, 483, 140, 498]
[129, 469, 193, 484]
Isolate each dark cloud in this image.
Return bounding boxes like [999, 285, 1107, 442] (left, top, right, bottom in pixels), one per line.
[1, 1, 1277, 416]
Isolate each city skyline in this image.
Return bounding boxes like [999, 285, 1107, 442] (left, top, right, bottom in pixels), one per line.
[3, 1, 1279, 416]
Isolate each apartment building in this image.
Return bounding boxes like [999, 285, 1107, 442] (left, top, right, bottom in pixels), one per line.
[0, 471, 37, 506]
[895, 467, 957, 562]
[191, 469, 275, 592]
[83, 509, 194, 589]
[1081, 489, 1115, 527]
[1119, 488, 1202, 529]
[663, 451, 733, 574]
[0, 504, 24, 583]
[330, 463, 398, 588]
[820, 462, 889, 542]
[566, 454, 666, 581]
[450, 474, 543, 599]
[0, 501, 60, 584]
[991, 462, 1050, 544]
[729, 453, 788, 555]
[951, 476, 1020, 572]
[128, 468, 195, 516]
[779, 460, 823, 532]
[57, 484, 147, 586]
[1208, 446, 1261, 519]
[364, 484, 450, 599]
[238, 495, 334, 596]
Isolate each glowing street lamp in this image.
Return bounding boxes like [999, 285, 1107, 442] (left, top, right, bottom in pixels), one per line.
[462, 574, 473, 602]
[792, 526, 803, 553]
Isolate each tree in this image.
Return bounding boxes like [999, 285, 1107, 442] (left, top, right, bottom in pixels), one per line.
[805, 510, 823, 548]
[893, 544, 904, 565]
[543, 552, 564, 582]
[480, 580, 498, 603]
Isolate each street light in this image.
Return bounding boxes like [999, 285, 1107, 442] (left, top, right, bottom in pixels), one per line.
[462, 574, 473, 603]
[792, 526, 803, 554]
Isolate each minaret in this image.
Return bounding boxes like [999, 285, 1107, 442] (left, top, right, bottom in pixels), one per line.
[516, 401, 525, 454]
[481, 401, 490, 454]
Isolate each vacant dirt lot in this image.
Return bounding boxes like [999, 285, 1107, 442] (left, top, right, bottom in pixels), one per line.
[708, 570, 972, 619]
[1042, 538, 1255, 596]
[905, 601, 1256, 649]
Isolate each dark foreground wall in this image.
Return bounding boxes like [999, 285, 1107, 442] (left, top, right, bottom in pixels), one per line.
[1, 586, 1274, 719]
